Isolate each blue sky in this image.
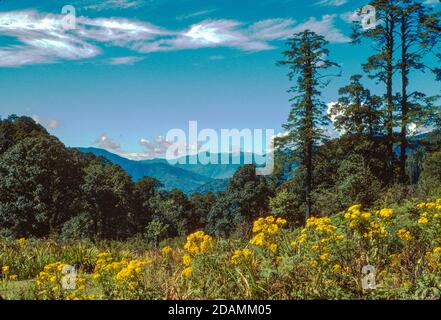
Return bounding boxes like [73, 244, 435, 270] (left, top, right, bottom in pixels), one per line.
[0, 0, 440, 159]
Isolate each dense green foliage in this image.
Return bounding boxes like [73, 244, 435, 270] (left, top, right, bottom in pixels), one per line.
[0, 0, 440, 255]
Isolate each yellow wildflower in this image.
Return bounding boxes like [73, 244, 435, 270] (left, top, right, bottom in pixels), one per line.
[182, 267, 192, 278]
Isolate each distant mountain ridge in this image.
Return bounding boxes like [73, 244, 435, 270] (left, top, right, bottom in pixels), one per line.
[76, 148, 211, 193]
[75, 148, 259, 193]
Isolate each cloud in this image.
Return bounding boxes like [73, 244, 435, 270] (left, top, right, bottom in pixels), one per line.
[31, 115, 60, 129]
[94, 133, 121, 150]
[340, 11, 362, 24]
[292, 15, 350, 43]
[137, 15, 348, 53]
[316, 0, 348, 6]
[325, 101, 343, 138]
[0, 10, 349, 67]
[176, 9, 217, 21]
[107, 56, 144, 65]
[136, 19, 274, 53]
[139, 136, 174, 159]
[424, 0, 440, 4]
[248, 18, 297, 40]
[0, 10, 100, 67]
[83, 0, 145, 11]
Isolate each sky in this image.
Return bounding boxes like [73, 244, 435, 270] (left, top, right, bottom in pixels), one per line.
[0, 0, 440, 159]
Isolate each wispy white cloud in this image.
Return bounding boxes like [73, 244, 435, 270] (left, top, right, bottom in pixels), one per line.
[340, 10, 361, 24]
[0, 11, 100, 67]
[248, 18, 297, 40]
[107, 56, 144, 65]
[424, 0, 440, 5]
[315, 0, 348, 6]
[292, 14, 350, 43]
[176, 9, 217, 21]
[0, 10, 349, 67]
[83, 0, 145, 11]
[139, 136, 174, 159]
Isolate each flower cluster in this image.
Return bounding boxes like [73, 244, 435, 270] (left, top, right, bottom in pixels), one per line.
[161, 246, 173, 256]
[292, 216, 344, 267]
[425, 247, 441, 271]
[230, 248, 254, 265]
[376, 208, 394, 220]
[115, 260, 149, 290]
[1, 265, 17, 283]
[184, 231, 213, 255]
[92, 252, 152, 297]
[35, 262, 94, 300]
[345, 205, 388, 240]
[35, 262, 66, 299]
[292, 216, 343, 248]
[181, 254, 193, 277]
[397, 229, 413, 242]
[417, 199, 441, 226]
[250, 216, 287, 253]
[180, 231, 214, 278]
[16, 237, 27, 248]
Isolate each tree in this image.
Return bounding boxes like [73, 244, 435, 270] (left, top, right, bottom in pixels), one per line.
[330, 74, 382, 136]
[207, 165, 272, 236]
[132, 177, 163, 233]
[80, 160, 133, 240]
[278, 30, 338, 219]
[269, 188, 303, 224]
[352, 0, 398, 174]
[149, 190, 190, 239]
[418, 150, 441, 196]
[312, 134, 392, 213]
[395, 0, 441, 183]
[0, 116, 47, 155]
[188, 192, 216, 232]
[0, 136, 82, 237]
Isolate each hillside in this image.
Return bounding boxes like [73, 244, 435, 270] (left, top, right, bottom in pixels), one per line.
[76, 148, 212, 193]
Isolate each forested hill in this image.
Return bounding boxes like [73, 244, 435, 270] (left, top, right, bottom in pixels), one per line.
[76, 148, 259, 193]
[76, 147, 213, 193]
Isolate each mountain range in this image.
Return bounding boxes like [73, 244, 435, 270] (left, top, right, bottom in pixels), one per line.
[76, 148, 256, 193]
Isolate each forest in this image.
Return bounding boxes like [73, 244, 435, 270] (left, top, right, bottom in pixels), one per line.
[1, 0, 441, 300]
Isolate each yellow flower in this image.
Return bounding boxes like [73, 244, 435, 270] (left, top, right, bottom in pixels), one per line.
[378, 208, 393, 219]
[16, 238, 27, 248]
[161, 246, 173, 255]
[269, 244, 278, 253]
[332, 264, 341, 273]
[182, 255, 192, 267]
[184, 231, 213, 255]
[320, 253, 329, 261]
[2, 265, 10, 275]
[128, 282, 138, 290]
[397, 229, 413, 242]
[250, 232, 265, 246]
[276, 218, 287, 226]
[182, 267, 192, 278]
[418, 217, 429, 224]
[230, 248, 254, 265]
